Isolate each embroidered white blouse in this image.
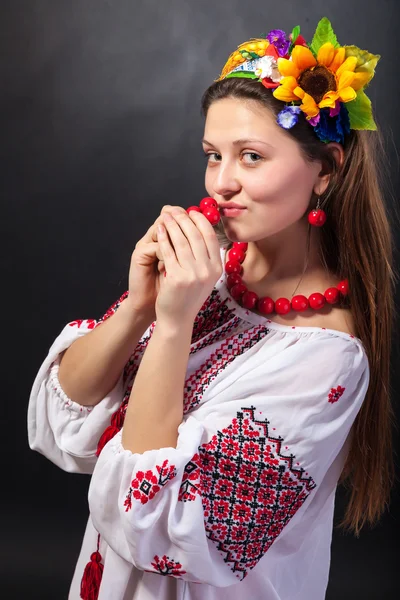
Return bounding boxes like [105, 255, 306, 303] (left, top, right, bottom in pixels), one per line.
[28, 247, 370, 600]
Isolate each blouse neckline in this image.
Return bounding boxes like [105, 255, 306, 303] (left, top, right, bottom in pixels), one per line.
[216, 247, 362, 344]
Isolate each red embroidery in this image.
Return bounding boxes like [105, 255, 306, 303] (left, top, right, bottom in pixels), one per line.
[328, 385, 346, 403]
[150, 555, 186, 577]
[179, 407, 316, 580]
[68, 318, 96, 329]
[95, 291, 129, 327]
[124, 460, 177, 509]
[184, 325, 270, 414]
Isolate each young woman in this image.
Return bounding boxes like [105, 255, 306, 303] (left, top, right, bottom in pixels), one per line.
[28, 17, 395, 600]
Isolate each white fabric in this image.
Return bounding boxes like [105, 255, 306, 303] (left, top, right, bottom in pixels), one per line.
[28, 247, 370, 600]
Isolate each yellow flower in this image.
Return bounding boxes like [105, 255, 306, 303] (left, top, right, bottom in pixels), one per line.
[273, 42, 365, 118]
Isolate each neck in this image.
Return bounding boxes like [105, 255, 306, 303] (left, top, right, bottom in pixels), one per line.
[242, 217, 326, 286]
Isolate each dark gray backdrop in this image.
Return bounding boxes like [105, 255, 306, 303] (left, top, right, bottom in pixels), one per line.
[1, 1, 399, 598]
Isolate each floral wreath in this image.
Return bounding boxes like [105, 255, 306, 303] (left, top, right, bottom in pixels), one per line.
[216, 17, 380, 144]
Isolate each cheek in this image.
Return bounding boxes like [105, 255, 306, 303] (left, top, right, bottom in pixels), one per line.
[250, 160, 315, 210]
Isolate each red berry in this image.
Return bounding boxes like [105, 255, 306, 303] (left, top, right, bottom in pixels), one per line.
[308, 209, 327, 227]
[228, 248, 245, 263]
[187, 206, 202, 214]
[337, 279, 349, 296]
[232, 242, 248, 252]
[308, 292, 326, 310]
[242, 291, 259, 309]
[291, 295, 309, 312]
[199, 197, 218, 211]
[226, 273, 242, 289]
[275, 298, 291, 315]
[257, 297, 274, 315]
[230, 283, 247, 300]
[202, 206, 221, 225]
[324, 287, 340, 304]
[225, 260, 243, 275]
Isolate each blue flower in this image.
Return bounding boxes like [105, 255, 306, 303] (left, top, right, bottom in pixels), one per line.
[314, 104, 350, 143]
[277, 106, 302, 130]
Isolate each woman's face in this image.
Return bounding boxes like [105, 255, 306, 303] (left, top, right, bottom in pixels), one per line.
[203, 97, 324, 243]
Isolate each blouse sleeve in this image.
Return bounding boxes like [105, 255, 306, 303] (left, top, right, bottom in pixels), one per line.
[27, 292, 154, 474]
[88, 332, 370, 586]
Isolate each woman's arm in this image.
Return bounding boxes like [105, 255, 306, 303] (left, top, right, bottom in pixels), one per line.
[121, 319, 193, 453]
[58, 298, 153, 407]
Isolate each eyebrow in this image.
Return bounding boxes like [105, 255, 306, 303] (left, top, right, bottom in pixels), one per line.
[202, 138, 274, 149]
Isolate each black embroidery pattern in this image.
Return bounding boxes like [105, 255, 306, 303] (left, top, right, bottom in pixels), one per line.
[149, 555, 186, 577]
[183, 325, 270, 414]
[179, 407, 316, 580]
[191, 289, 238, 344]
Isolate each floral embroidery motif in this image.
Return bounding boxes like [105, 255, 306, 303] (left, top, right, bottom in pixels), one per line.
[190, 289, 237, 344]
[184, 324, 270, 414]
[124, 460, 177, 509]
[150, 555, 186, 577]
[68, 319, 96, 329]
[179, 407, 316, 580]
[328, 385, 346, 403]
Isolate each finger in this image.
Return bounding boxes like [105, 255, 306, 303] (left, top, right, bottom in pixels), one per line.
[157, 222, 179, 274]
[167, 211, 210, 265]
[187, 210, 221, 264]
[149, 206, 187, 243]
[161, 213, 204, 270]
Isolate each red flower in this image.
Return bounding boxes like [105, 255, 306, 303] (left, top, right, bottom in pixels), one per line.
[256, 487, 277, 506]
[328, 385, 346, 403]
[259, 466, 279, 487]
[255, 507, 274, 527]
[201, 452, 216, 473]
[236, 482, 254, 502]
[219, 457, 237, 478]
[221, 435, 239, 457]
[238, 462, 258, 483]
[151, 554, 186, 577]
[230, 524, 247, 542]
[215, 477, 234, 497]
[242, 440, 261, 461]
[232, 502, 252, 523]
[213, 498, 230, 520]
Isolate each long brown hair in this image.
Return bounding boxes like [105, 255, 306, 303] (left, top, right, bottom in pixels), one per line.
[201, 77, 398, 536]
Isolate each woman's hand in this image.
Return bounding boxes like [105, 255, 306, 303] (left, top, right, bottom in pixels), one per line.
[155, 208, 223, 330]
[124, 205, 188, 324]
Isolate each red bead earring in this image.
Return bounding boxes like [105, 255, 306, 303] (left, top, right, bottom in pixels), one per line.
[308, 197, 327, 227]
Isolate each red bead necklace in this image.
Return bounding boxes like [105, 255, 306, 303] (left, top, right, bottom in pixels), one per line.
[186, 197, 349, 316]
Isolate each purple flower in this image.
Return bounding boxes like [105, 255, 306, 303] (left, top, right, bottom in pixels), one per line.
[308, 114, 320, 127]
[277, 106, 301, 130]
[329, 100, 341, 118]
[266, 29, 290, 57]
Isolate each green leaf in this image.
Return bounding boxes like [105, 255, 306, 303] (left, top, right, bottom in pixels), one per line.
[225, 71, 258, 80]
[310, 17, 340, 55]
[249, 51, 261, 59]
[291, 25, 301, 43]
[344, 45, 380, 85]
[346, 90, 377, 130]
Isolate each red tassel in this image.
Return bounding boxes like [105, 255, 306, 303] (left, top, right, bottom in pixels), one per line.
[96, 424, 120, 456]
[80, 535, 104, 600]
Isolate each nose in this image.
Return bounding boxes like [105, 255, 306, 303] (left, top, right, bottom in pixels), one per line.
[211, 159, 241, 197]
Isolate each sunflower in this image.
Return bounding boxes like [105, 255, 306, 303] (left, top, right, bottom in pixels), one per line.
[273, 42, 371, 118]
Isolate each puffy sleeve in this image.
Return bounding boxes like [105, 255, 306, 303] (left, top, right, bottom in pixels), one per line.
[27, 292, 154, 474]
[88, 332, 370, 585]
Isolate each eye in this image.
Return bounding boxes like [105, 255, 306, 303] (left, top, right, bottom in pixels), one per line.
[203, 152, 221, 163]
[242, 152, 262, 164]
